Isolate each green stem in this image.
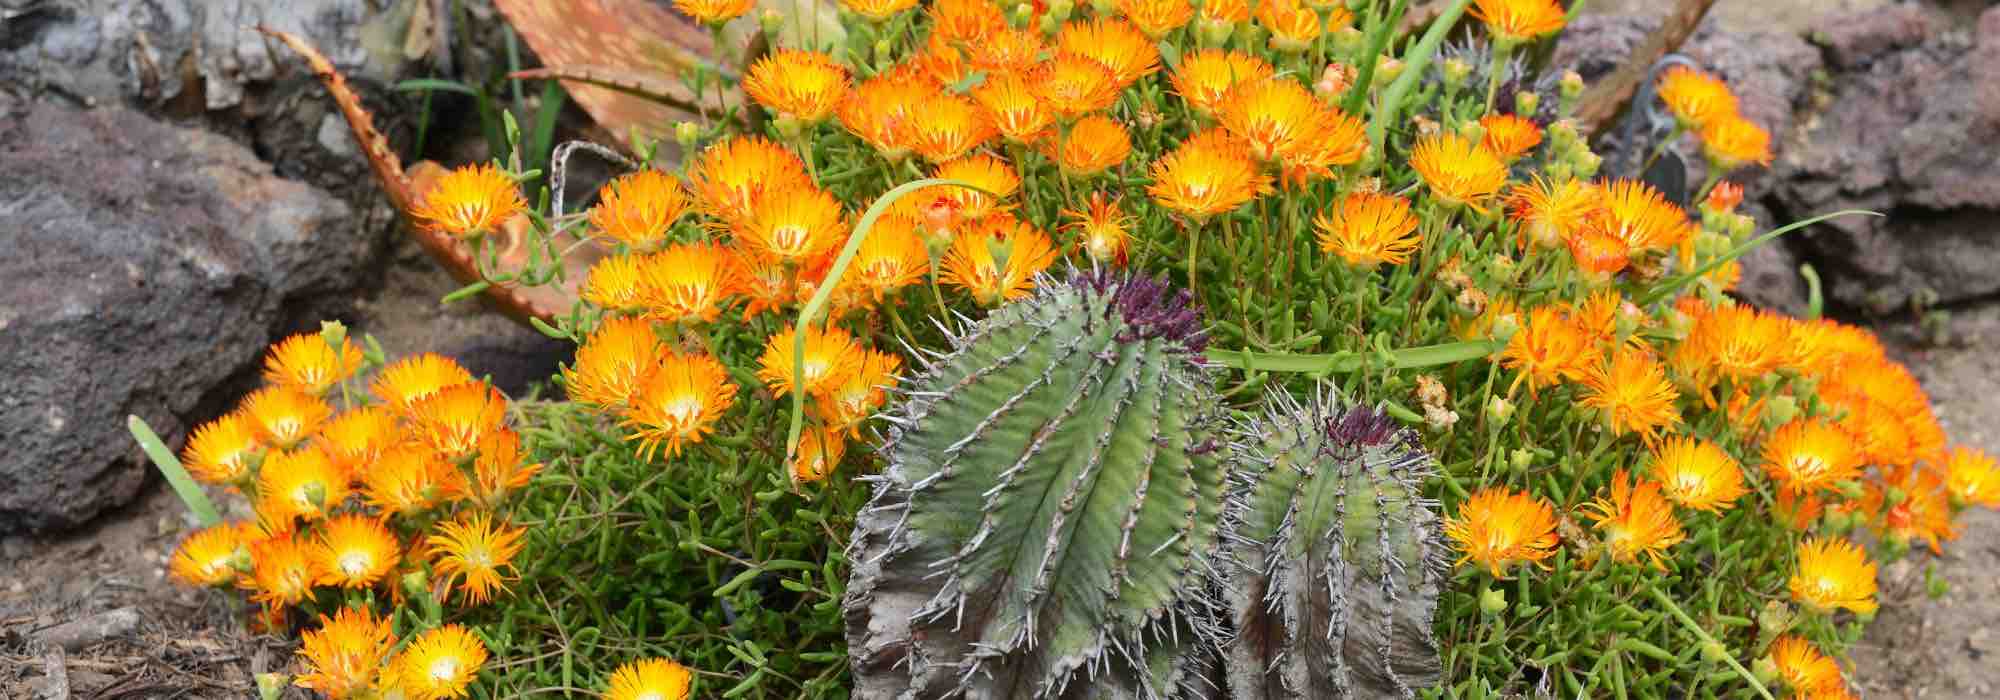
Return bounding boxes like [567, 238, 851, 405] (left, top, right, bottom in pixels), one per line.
[128, 415, 221, 527]
[1484, 40, 1514, 115]
[1643, 586, 1775, 700]
[1368, 0, 1474, 154]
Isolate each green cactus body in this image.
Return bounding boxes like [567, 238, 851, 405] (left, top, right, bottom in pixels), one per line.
[845, 272, 1227, 700]
[1220, 389, 1446, 700]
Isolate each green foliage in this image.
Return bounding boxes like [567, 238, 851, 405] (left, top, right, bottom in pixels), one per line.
[1220, 390, 1445, 699]
[845, 272, 1228, 699]
[473, 400, 863, 699]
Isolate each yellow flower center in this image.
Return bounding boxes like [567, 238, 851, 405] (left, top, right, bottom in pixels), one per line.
[430, 657, 461, 683]
[339, 551, 373, 576]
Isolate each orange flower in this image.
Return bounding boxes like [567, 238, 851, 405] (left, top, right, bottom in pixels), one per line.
[456, 429, 542, 507]
[182, 412, 262, 485]
[1674, 302, 1789, 384]
[1147, 130, 1272, 220]
[1647, 437, 1748, 512]
[1940, 446, 2000, 508]
[1314, 191, 1421, 268]
[1052, 115, 1132, 176]
[640, 242, 738, 324]
[1033, 53, 1123, 119]
[1563, 222, 1632, 279]
[263, 332, 362, 396]
[589, 170, 691, 250]
[1256, 0, 1331, 51]
[914, 35, 976, 90]
[1775, 489, 1826, 531]
[169, 522, 249, 587]
[1769, 636, 1844, 695]
[397, 625, 488, 700]
[564, 317, 663, 410]
[839, 71, 941, 161]
[1580, 346, 1681, 442]
[940, 215, 1061, 305]
[839, 0, 916, 21]
[1500, 306, 1588, 395]
[583, 253, 651, 313]
[1169, 50, 1275, 117]
[929, 0, 1006, 44]
[1479, 113, 1543, 161]
[1866, 466, 1957, 553]
[732, 247, 794, 320]
[1061, 192, 1134, 266]
[970, 27, 1046, 75]
[1595, 179, 1693, 251]
[1470, 0, 1567, 43]
[1762, 419, 1863, 496]
[1507, 176, 1599, 249]
[745, 49, 850, 123]
[1704, 181, 1744, 215]
[410, 382, 508, 462]
[1656, 66, 1739, 129]
[246, 530, 321, 610]
[734, 186, 848, 265]
[1116, 0, 1193, 38]
[371, 353, 474, 414]
[319, 406, 400, 473]
[1568, 288, 1626, 351]
[1199, 0, 1248, 24]
[296, 606, 396, 699]
[426, 513, 525, 605]
[1789, 537, 1878, 615]
[410, 163, 524, 238]
[1580, 469, 1686, 567]
[846, 215, 931, 300]
[604, 658, 695, 700]
[1219, 77, 1366, 183]
[362, 445, 453, 517]
[813, 349, 902, 436]
[1442, 487, 1561, 577]
[930, 154, 1020, 221]
[1057, 18, 1160, 87]
[311, 514, 400, 589]
[687, 136, 812, 224]
[240, 385, 333, 449]
[972, 72, 1053, 143]
[910, 95, 994, 163]
[1410, 133, 1508, 208]
[673, 0, 753, 24]
[791, 426, 847, 483]
[622, 352, 737, 460]
[1699, 113, 1774, 170]
[757, 325, 865, 399]
[257, 447, 351, 523]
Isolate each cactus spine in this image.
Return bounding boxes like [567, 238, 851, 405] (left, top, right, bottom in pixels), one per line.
[844, 271, 1228, 699]
[1219, 388, 1446, 699]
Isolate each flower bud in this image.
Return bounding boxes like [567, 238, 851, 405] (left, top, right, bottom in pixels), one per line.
[1835, 480, 1866, 501]
[1009, 1, 1033, 27]
[1731, 213, 1757, 240]
[1329, 26, 1364, 57]
[1038, 13, 1060, 35]
[1091, 0, 1115, 15]
[759, 8, 786, 37]
[1440, 58, 1472, 91]
[257, 673, 290, 700]
[1574, 151, 1602, 178]
[1821, 508, 1853, 534]
[1757, 600, 1796, 637]
[1479, 587, 1508, 617]
[1763, 395, 1800, 428]
[1046, 0, 1074, 20]
[675, 121, 701, 152]
[1486, 396, 1515, 426]
[1547, 119, 1579, 150]
[1559, 70, 1584, 100]
[1373, 57, 1404, 86]
[773, 114, 804, 141]
[1751, 656, 1780, 687]
[1509, 448, 1534, 474]
[1489, 312, 1521, 345]
[1197, 18, 1236, 47]
[1314, 63, 1355, 101]
[875, 39, 895, 65]
[1514, 89, 1539, 116]
[1700, 640, 1731, 665]
[319, 320, 348, 352]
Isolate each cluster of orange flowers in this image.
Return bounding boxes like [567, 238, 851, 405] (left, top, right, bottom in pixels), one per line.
[1658, 65, 1775, 172]
[169, 330, 535, 698]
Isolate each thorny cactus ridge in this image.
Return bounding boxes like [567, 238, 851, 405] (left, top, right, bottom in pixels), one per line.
[844, 270, 1228, 699]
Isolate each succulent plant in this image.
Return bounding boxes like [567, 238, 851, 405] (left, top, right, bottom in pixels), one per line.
[844, 270, 1229, 700]
[1217, 389, 1447, 700]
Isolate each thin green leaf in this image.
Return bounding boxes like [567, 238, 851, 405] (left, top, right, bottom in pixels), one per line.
[1208, 339, 1500, 374]
[442, 280, 494, 304]
[128, 415, 221, 527]
[786, 178, 989, 464]
[1639, 210, 1879, 306]
[1367, 0, 1472, 153]
[394, 78, 482, 96]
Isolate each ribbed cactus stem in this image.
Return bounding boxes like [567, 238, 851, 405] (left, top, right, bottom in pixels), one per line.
[845, 270, 1227, 700]
[1220, 388, 1446, 700]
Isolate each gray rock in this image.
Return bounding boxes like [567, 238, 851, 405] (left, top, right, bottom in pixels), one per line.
[1771, 5, 2000, 313]
[0, 102, 386, 534]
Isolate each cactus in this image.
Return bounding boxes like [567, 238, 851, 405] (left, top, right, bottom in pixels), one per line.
[1218, 388, 1446, 699]
[844, 270, 1229, 700]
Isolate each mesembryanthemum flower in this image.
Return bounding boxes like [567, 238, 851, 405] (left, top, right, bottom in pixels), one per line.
[1443, 487, 1561, 578]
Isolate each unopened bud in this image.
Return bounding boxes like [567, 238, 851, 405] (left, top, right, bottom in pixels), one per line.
[874, 39, 895, 65]
[675, 121, 701, 151]
[1574, 151, 1602, 178]
[1091, 0, 1115, 15]
[1509, 448, 1534, 474]
[1514, 90, 1539, 116]
[1835, 480, 1866, 501]
[1751, 656, 1780, 687]
[1373, 57, 1404, 86]
[773, 114, 804, 141]
[1009, 1, 1033, 27]
[1548, 120, 1579, 150]
[1764, 395, 1800, 428]
[319, 320, 348, 352]
[1479, 587, 1508, 616]
[257, 673, 289, 700]
[1046, 0, 1074, 20]
[1486, 396, 1515, 426]
[1560, 70, 1584, 100]
[1197, 18, 1236, 47]
[402, 570, 432, 599]
[1314, 63, 1355, 100]
[1700, 640, 1731, 665]
[1731, 213, 1756, 240]
[1489, 312, 1521, 344]
[1439, 57, 1472, 91]
[759, 8, 785, 37]
[1038, 14, 1060, 35]
[1329, 26, 1364, 57]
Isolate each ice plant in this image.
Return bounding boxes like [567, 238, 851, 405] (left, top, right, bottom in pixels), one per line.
[169, 522, 248, 587]
[1500, 306, 1588, 395]
[1147, 129, 1271, 220]
[371, 353, 474, 413]
[589, 170, 692, 250]
[1580, 469, 1687, 568]
[1470, 0, 1567, 43]
[294, 607, 396, 699]
[362, 445, 452, 516]
[410, 383, 507, 462]
[1941, 447, 2000, 508]
[1170, 49, 1275, 117]
[247, 531, 321, 610]
[756, 324, 864, 399]
[1762, 419, 1864, 496]
[181, 412, 262, 484]
[240, 386, 333, 449]
[1768, 635, 1844, 695]
[1656, 66, 1739, 129]
[1443, 487, 1561, 577]
[811, 349, 900, 437]
[1315, 191, 1422, 268]
[938, 215, 1060, 306]
[1050, 115, 1132, 177]
[410, 163, 525, 239]
[734, 186, 848, 265]
[1479, 113, 1544, 161]
[687, 136, 812, 224]
[604, 658, 695, 700]
[312, 514, 401, 588]
[1060, 192, 1132, 266]
[743, 49, 851, 124]
[564, 316, 665, 410]
[622, 352, 738, 460]
[1647, 437, 1749, 512]
[1508, 176, 1599, 249]
[790, 426, 846, 483]
[1410, 133, 1507, 209]
[1699, 113, 1775, 171]
[1789, 537, 1878, 615]
[263, 332, 363, 396]
[1579, 346, 1682, 442]
[398, 625, 489, 700]
[257, 447, 351, 523]
[427, 512, 526, 605]
[639, 242, 737, 324]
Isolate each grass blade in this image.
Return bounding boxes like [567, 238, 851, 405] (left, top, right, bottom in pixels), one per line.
[127, 415, 221, 527]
